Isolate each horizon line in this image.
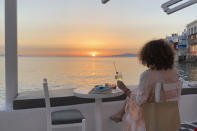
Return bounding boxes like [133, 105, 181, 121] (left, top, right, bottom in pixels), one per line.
[0, 53, 137, 57]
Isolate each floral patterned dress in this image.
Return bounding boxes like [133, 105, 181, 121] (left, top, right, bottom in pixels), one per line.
[123, 69, 182, 131]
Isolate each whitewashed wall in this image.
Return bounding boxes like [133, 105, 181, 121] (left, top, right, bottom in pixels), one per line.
[0, 101, 124, 131]
[0, 95, 197, 131]
[187, 21, 197, 35]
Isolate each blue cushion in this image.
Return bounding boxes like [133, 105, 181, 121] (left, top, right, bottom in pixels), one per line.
[51, 109, 85, 125]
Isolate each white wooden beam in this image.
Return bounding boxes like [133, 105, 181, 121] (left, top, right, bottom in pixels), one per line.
[102, 0, 110, 4]
[5, 0, 18, 109]
[162, 0, 197, 14]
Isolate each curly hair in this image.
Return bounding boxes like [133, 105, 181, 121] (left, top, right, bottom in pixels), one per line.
[139, 39, 175, 70]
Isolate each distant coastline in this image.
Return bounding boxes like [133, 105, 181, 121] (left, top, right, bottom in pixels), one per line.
[104, 53, 137, 57]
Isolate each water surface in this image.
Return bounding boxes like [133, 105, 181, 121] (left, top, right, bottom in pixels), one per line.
[0, 56, 146, 108]
[1, 56, 197, 109]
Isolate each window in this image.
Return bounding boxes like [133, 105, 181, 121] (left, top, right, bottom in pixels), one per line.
[191, 27, 194, 34]
[191, 35, 194, 40]
[194, 26, 197, 34]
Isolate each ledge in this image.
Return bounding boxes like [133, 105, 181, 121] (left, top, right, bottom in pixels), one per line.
[181, 88, 197, 95]
[13, 88, 126, 110]
[13, 87, 197, 110]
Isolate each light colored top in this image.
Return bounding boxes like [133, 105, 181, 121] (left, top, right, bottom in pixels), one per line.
[135, 68, 181, 106]
[74, 87, 124, 99]
[124, 69, 182, 131]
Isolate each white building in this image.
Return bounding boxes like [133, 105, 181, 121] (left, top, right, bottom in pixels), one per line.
[166, 32, 189, 51]
[187, 20, 197, 55]
[187, 20, 197, 36]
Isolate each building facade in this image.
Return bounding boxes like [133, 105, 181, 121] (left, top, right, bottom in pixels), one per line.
[166, 33, 179, 50]
[166, 31, 189, 62]
[187, 20, 197, 55]
[166, 32, 189, 51]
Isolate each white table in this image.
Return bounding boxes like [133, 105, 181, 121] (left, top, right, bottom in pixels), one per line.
[73, 87, 124, 131]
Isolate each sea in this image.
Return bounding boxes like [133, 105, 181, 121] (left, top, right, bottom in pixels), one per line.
[0, 56, 197, 109]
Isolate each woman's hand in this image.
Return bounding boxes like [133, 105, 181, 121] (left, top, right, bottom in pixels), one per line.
[117, 80, 126, 90]
[117, 80, 131, 96]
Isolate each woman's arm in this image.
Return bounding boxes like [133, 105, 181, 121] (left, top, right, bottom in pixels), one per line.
[136, 70, 151, 106]
[117, 80, 131, 96]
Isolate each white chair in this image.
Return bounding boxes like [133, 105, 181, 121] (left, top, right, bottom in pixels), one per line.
[43, 78, 86, 131]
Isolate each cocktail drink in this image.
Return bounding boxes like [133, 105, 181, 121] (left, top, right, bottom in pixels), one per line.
[113, 62, 123, 89]
[113, 62, 122, 80]
[115, 72, 122, 80]
[111, 84, 116, 89]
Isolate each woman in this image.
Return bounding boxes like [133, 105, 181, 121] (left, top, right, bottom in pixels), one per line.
[110, 39, 182, 131]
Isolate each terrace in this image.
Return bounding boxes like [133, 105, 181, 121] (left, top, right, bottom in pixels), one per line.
[0, 0, 197, 131]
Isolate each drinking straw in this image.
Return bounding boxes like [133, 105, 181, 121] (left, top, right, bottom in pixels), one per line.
[113, 62, 118, 74]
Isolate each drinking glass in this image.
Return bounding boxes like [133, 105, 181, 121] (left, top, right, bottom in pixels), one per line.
[115, 72, 122, 80]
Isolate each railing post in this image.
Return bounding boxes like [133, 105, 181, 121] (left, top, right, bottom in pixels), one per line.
[5, 0, 18, 109]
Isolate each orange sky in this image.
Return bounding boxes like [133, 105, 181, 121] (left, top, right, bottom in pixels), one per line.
[0, 0, 196, 57]
[17, 23, 145, 56]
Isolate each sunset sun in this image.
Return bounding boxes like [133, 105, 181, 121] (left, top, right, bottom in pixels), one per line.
[91, 52, 96, 57]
